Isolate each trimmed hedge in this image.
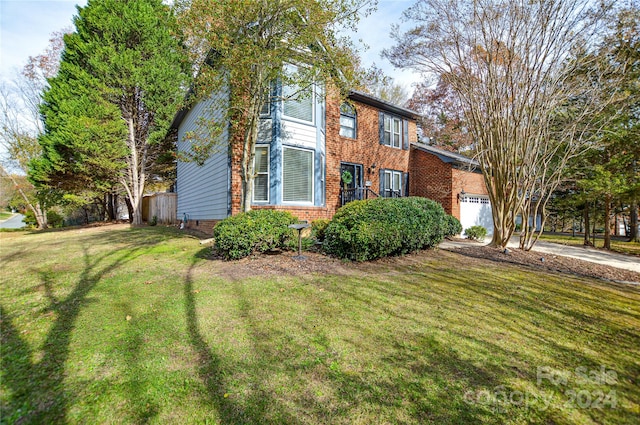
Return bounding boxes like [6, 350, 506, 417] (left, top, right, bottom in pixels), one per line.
[323, 197, 450, 261]
[213, 209, 297, 260]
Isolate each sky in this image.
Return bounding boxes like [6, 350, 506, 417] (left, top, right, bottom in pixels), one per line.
[0, 0, 422, 88]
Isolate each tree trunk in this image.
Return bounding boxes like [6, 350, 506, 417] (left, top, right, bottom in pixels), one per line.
[240, 94, 262, 213]
[583, 204, 592, 246]
[106, 193, 116, 221]
[33, 202, 48, 230]
[629, 199, 639, 242]
[124, 117, 146, 225]
[603, 194, 612, 250]
[125, 197, 134, 223]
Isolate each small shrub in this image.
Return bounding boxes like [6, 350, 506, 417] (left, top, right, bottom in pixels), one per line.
[149, 215, 158, 226]
[285, 235, 316, 252]
[47, 210, 64, 228]
[311, 218, 330, 242]
[213, 209, 297, 260]
[22, 210, 37, 228]
[444, 215, 462, 237]
[323, 197, 448, 261]
[465, 225, 487, 241]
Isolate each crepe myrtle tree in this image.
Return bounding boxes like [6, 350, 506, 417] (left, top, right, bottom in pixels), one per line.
[384, 0, 620, 249]
[175, 0, 372, 212]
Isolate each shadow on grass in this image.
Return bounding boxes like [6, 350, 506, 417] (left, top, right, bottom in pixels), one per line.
[183, 260, 303, 424]
[0, 230, 168, 424]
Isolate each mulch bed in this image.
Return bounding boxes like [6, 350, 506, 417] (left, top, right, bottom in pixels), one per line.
[198, 242, 640, 285]
[446, 245, 640, 284]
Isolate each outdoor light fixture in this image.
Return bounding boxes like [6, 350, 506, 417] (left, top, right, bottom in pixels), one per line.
[457, 189, 466, 202]
[368, 163, 376, 174]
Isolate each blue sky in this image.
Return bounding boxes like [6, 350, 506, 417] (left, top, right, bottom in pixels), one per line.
[0, 0, 421, 87]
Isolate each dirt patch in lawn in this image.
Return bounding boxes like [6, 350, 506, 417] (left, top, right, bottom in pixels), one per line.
[198, 243, 640, 285]
[198, 248, 357, 281]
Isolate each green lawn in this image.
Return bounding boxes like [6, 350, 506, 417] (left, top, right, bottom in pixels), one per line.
[539, 233, 640, 256]
[0, 212, 13, 221]
[1, 225, 639, 424]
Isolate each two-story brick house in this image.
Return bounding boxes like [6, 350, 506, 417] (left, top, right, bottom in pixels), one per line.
[172, 86, 418, 233]
[172, 85, 491, 234]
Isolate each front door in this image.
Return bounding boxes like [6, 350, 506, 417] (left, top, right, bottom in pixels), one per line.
[340, 163, 363, 204]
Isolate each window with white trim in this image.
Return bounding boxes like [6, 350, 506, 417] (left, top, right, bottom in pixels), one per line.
[283, 82, 314, 123]
[339, 103, 356, 138]
[382, 170, 402, 197]
[283, 147, 314, 203]
[383, 115, 402, 148]
[253, 146, 269, 202]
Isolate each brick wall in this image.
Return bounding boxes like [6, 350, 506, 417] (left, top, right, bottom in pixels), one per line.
[409, 147, 488, 220]
[252, 205, 331, 222]
[325, 88, 415, 215]
[409, 146, 454, 215]
[182, 219, 218, 234]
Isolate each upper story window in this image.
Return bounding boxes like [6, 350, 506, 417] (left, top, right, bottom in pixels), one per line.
[339, 103, 356, 138]
[259, 86, 271, 117]
[382, 114, 402, 148]
[283, 82, 314, 123]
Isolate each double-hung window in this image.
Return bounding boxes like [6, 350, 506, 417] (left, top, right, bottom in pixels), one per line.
[283, 147, 313, 203]
[253, 146, 269, 202]
[339, 103, 356, 138]
[382, 170, 403, 198]
[382, 114, 402, 148]
[282, 82, 314, 123]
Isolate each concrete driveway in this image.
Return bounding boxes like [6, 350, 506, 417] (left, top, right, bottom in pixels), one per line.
[0, 214, 26, 229]
[441, 237, 640, 273]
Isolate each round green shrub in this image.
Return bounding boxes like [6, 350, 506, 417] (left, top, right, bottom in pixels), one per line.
[464, 225, 487, 241]
[213, 209, 297, 260]
[323, 197, 448, 261]
[444, 214, 462, 237]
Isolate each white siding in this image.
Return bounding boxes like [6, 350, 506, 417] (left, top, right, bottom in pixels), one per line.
[258, 119, 272, 142]
[176, 92, 230, 220]
[281, 120, 316, 149]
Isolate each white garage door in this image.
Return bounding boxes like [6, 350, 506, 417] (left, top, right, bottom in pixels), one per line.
[460, 195, 494, 235]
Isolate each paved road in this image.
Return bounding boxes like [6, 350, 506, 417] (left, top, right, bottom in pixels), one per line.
[440, 237, 640, 273]
[0, 214, 26, 229]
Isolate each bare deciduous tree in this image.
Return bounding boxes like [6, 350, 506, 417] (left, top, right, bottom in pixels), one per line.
[385, 0, 617, 249]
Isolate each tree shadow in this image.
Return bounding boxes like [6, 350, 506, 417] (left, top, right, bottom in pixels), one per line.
[1, 233, 163, 424]
[183, 260, 303, 424]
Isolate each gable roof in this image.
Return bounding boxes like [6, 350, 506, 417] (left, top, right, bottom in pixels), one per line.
[348, 90, 419, 120]
[411, 142, 480, 168]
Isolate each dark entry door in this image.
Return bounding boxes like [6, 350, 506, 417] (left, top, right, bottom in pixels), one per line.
[340, 163, 363, 204]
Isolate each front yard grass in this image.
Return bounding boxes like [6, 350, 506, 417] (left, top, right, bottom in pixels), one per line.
[1, 225, 638, 424]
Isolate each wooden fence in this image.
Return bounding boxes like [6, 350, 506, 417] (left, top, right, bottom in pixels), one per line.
[142, 193, 177, 224]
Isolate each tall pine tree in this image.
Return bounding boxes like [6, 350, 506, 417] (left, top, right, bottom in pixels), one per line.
[33, 0, 190, 224]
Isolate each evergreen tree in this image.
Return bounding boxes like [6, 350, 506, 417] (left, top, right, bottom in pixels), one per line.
[33, 0, 191, 224]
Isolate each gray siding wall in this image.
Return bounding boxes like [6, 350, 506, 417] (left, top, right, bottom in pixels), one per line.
[176, 92, 230, 221]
